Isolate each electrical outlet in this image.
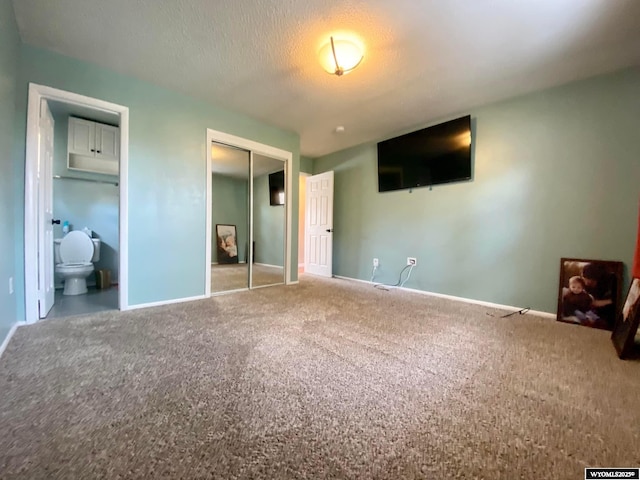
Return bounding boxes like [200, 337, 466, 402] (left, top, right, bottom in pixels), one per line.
[373, 258, 379, 267]
[9, 277, 14, 295]
[407, 257, 417, 266]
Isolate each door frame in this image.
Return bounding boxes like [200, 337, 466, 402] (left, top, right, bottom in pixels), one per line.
[298, 172, 310, 274]
[24, 83, 130, 324]
[205, 129, 293, 294]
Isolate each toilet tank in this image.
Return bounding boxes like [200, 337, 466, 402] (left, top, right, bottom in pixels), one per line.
[54, 239, 62, 264]
[91, 238, 101, 262]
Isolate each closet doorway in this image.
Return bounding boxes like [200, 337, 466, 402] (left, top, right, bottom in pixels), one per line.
[206, 130, 292, 295]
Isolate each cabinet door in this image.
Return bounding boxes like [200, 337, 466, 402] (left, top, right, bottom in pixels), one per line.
[68, 118, 95, 156]
[95, 124, 120, 161]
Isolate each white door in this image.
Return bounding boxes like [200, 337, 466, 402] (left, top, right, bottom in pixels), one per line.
[305, 171, 334, 277]
[38, 99, 55, 318]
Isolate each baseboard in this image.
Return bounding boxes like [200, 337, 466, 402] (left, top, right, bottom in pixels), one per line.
[211, 288, 248, 296]
[250, 283, 285, 290]
[0, 322, 26, 359]
[254, 262, 283, 269]
[399, 286, 556, 319]
[125, 294, 208, 311]
[333, 275, 555, 319]
[334, 275, 374, 285]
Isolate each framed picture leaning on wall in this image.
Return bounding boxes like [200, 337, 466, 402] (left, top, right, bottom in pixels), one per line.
[611, 278, 640, 359]
[556, 258, 623, 330]
[216, 224, 238, 264]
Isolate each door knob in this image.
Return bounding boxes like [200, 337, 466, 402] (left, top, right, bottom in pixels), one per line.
[326, 229, 333, 233]
[52, 219, 61, 225]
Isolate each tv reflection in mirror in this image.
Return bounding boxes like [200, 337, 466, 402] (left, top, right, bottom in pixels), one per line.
[269, 170, 285, 206]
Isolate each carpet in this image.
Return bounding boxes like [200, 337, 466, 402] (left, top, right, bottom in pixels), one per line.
[1, 276, 639, 479]
[211, 264, 284, 293]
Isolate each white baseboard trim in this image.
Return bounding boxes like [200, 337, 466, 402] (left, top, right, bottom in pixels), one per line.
[250, 283, 285, 290]
[211, 288, 248, 296]
[399, 286, 556, 319]
[0, 322, 26, 359]
[125, 294, 208, 311]
[254, 262, 283, 269]
[334, 275, 373, 285]
[333, 275, 555, 319]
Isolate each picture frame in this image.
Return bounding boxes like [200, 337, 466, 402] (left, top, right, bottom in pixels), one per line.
[216, 224, 238, 264]
[556, 258, 623, 330]
[611, 278, 640, 359]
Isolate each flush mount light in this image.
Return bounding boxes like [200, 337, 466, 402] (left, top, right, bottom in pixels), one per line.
[319, 36, 363, 76]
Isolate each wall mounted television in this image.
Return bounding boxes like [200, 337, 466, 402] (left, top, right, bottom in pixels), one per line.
[268, 170, 285, 206]
[377, 115, 472, 192]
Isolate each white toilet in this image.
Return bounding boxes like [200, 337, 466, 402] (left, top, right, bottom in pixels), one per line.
[54, 231, 101, 296]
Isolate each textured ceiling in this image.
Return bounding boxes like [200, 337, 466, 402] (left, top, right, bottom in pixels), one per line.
[12, 0, 640, 157]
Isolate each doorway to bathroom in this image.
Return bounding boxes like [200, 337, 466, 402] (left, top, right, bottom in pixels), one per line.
[206, 129, 293, 294]
[24, 84, 129, 324]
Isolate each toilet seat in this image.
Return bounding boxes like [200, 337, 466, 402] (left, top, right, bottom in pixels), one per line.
[56, 263, 92, 272]
[59, 231, 94, 264]
[55, 231, 95, 296]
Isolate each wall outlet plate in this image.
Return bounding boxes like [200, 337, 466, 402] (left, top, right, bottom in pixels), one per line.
[373, 258, 379, 267]
[407, 257, 417, 266]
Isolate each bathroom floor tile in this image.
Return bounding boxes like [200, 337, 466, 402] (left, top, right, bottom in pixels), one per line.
[45, 287, 119, 320]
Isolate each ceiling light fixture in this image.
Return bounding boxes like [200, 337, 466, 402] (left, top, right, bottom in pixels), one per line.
[319, 36, 363, 76]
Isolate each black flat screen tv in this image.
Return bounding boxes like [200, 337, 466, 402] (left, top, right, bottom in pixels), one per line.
[268, 170, 285, 206]
[377, 115, 472, 192]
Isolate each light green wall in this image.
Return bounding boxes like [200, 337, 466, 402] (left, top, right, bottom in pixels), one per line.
[13, 44, 300, 312]
[314, 68, 640, 314]
[212, 174, 248, 263]
[253, 173, 285, 266]
[52, 111, 120, 285]
[0, 0, 20, 345]
[300, 155, 314, 174]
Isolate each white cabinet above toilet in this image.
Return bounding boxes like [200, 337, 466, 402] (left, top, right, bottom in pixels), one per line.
[67, 117, 119, 175]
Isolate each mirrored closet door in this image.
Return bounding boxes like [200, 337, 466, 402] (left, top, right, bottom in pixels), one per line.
[251, 155, 286, 288]
[210, 144, 286, 294]
[211, 142, 250, 293]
